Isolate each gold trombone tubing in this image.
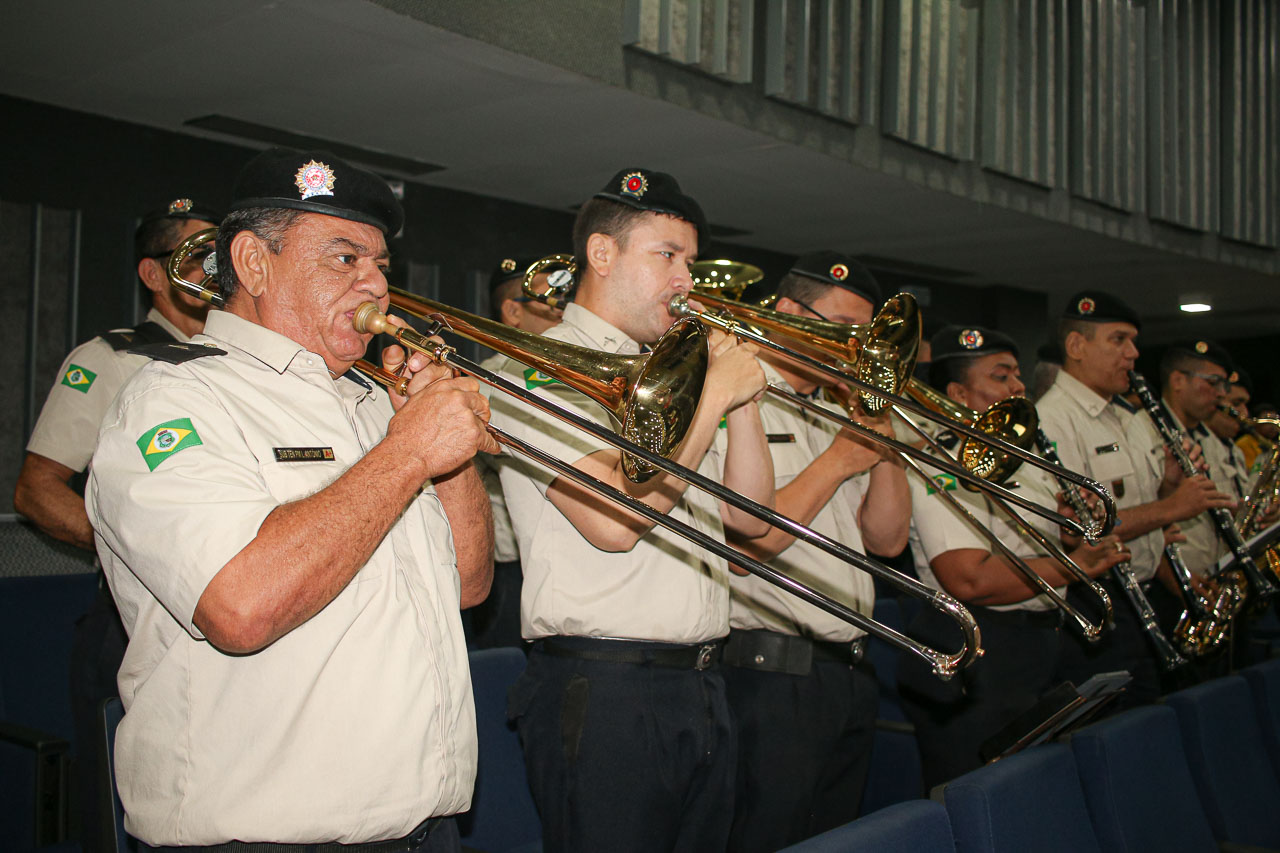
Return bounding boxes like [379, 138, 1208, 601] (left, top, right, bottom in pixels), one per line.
[669, 292, 1102, 540]
[352, 296, 983, 679]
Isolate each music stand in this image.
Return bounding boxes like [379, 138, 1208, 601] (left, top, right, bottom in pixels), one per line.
[979, 671, 1132, 763]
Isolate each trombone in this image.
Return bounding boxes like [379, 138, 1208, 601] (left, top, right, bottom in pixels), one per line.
[667, 287, 1115, 540]
[167, 229, 983, 679]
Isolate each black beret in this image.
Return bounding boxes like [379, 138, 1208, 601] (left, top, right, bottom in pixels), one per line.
[788, 251, 882, 307]
[593, 168, 707, 250]
[138, 198, 223, 229]
[489, 256, 545, 291]
[931, 324, 1021, 362]
[1167, 339, 1234, 375]
[228, 148, 404, 236]
[1062, 290, 1142, 330]
[1230, 365, 1254, 397]
[1253, 401, 1279, 418]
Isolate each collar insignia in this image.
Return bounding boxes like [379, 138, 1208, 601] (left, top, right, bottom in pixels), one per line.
[295, 160, 336, 200]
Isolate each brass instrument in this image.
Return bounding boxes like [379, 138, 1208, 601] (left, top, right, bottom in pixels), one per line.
[1218, 403, 1279, 451]
[520, 255, 576, 309]
[670, 287, 1117, 540]
[352, 294, 984, 679]
[166, 228, 984, 678]
[167, 228, 226, 307]
[904, 380, 1040, 486]
[689, 259, 765, 301]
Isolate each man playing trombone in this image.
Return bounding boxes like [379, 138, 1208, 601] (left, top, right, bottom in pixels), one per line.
[491, 168, 774, 853]
[1038, 293, 1231, 705]
[898, 324, 1128, 788]
[88, 148, 496, 850]
[719, 252, 908, 851]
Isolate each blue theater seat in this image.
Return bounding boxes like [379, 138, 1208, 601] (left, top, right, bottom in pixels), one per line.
[1241, 658, 1280, 783]
[456, 647, 542, 853]
[1070, 705, 1218, 852]
[940, 743, 1102, 853]
[859, 597, 925, 815]
[777, 799, 954, 853]
[1164, 675, 1280, 848]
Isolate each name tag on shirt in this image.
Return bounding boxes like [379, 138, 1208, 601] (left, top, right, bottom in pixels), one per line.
[273, 447, 335, 462]
[1095, 443, 1120, 455]
[767, 433, 796, 443]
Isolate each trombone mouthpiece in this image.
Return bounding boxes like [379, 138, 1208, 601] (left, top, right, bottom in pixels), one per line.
[353, 302, 389, 335]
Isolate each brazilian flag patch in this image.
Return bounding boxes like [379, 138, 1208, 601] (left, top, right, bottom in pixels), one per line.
[718, 415, 728, 430]
[136, 418, 202, 471]
[925, 473, 958, 495]
[523, 368, 560, 389]
[61, 364, 97, 393]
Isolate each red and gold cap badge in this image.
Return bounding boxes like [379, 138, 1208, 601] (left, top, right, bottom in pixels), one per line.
[1076, 296, 1096, 315]
[959, 329, 984, 349]
[167, 198, 194, 215]
[500, 258, 517, 272]
[829, 263, 849, 281]
[295, 160, 336, 200]
[620, 171, 649, 199]
[1195, 341, 1209, 354]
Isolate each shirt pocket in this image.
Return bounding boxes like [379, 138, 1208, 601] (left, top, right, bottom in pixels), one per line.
[1089, 447, 1135, 486]
[258, 459, 345, 503]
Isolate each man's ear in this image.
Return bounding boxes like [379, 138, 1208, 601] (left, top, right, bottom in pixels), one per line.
[137, 258, 166, 296]
[1063, 330, 1085, 362]
[774, 296, 804, 318]
[500, 297, 523, 327]
[946, 381, 971, 409]
[584, 232, 616, 278]
[229, 231, 270, 298]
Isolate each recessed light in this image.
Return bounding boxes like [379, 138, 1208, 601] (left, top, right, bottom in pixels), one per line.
[1180, 302, 1212, 313]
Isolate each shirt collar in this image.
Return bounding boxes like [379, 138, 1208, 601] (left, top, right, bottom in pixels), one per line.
[201, 310, 310, 375]
[561, 303, 641, 355]
[145, 307, 189, 343]
[1054, 369, 1112, 418]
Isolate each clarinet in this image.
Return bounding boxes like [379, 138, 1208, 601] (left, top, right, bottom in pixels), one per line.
[1034, 428, 1188, 669]
[1128, 370, 1277, 600]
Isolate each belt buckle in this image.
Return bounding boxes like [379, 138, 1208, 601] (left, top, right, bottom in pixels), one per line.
[849, 637, 866, 664]
[695, 644, 716, 670]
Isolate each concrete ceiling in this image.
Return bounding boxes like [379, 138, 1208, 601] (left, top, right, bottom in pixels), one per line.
[4, 0, 1278, 342]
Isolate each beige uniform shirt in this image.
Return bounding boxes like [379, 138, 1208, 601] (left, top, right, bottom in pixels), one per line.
[1129, 410, 1229, 574]
[1037, 371, 1162, 581]
[86, 311, 476, 846]
[27, 308, 187, 471]
[476, 350, 519, 563]
[488, 303, 731, 643]
[728, 362, 875, 642]
[907, 431, 1065, 612]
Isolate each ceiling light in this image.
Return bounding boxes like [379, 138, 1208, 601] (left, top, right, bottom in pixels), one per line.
[1180, 302, 1212, 313]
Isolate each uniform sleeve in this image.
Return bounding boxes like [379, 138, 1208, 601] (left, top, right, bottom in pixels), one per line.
[27, 340, 140, 471]
[486, 356, 617, 497]
[86, 370, 278, 638]
[907, 463, 993, 563]
[1035, 393, 1089, 478]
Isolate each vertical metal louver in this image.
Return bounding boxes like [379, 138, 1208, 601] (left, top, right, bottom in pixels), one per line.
[624, 0, 756, 83]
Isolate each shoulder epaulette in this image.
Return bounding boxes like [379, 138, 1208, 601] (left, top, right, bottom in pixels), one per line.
[127, 341, 227, 364]
[101, 321, 178, 351]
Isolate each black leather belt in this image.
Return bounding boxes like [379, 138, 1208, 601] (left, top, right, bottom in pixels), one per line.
[722, 629, 866, 676]
[535, 636, 725, 670]
[141, 817, 445, 853]
[972, 605, 1064, 630]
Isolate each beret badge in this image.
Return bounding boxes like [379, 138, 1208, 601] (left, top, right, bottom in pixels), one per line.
[1230, 371, 1240, 383]
[295, 160, 336, 201]
[1076, 296, 1096, 315]
[500, 258, 517, 272]
[829, 263, 849, 282]
[167, 198, 194, 215]
[1195, 341, 1209, 354]
[620, 171, 649, 199]
[959, 329, 984, 350]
